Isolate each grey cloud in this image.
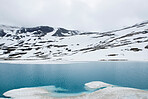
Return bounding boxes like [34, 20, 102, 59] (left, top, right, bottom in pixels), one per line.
[0, 0, 148, 32]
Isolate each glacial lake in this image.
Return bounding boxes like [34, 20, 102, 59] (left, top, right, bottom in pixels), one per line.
[0, 61, 148, 97]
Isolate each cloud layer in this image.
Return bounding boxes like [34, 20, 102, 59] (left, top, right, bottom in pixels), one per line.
[0, 0, 148, 31]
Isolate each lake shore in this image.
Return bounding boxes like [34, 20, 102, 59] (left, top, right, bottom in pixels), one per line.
[0, 59, 148, 65]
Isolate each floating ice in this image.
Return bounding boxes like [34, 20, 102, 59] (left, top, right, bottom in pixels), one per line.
[85, 81, 113, 90]
[3, 87, 49, 98]
[39, 85, 68, 92]
[3, 81, 148, 99]
[3, 85, 86, 98]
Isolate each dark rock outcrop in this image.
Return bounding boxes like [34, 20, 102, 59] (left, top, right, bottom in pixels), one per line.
[6, 34, 12, 37]
[52, 28, 78, 37]
[0, 29, 6, 37]
[16, 26, 54, 37]
[145, 45, 148, 49]
[130, 48, 142, 52]
[52, 29, 65, 36]
[108, 54, 118, 56]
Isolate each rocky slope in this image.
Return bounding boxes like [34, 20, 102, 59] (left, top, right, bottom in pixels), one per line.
[0, 21, 148, 61]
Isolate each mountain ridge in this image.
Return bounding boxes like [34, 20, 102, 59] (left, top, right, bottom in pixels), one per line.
[0, 21, 148, 61]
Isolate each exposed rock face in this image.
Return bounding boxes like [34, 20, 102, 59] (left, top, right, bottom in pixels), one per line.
[130, 48, 142, 52]
[108, 54, 118, 56]
[52, 28, 65, 36]
[16, 27, 79, 37]
[17, 26, 54, 37]
[0, 29, 6, 37]
[145, 45, 148, 49]
[52, 28, 79, 36]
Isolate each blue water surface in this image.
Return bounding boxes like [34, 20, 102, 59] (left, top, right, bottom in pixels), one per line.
[0, 61, 148, 97]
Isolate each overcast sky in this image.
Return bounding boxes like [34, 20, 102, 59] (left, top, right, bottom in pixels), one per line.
[0, 0, 148, 31]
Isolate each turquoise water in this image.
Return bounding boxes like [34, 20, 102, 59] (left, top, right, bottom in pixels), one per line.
[0, 62, 148, 97]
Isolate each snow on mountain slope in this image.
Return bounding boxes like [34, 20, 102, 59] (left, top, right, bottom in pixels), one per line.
[0, 21, 148, 61]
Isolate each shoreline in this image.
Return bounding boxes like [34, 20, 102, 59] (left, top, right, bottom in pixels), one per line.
[0, 59, 148, 65]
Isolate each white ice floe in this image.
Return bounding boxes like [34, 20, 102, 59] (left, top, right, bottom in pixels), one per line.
[85, 81, 113, 90]
[3, 88, 49, 98]
[3, 81, 148, 99]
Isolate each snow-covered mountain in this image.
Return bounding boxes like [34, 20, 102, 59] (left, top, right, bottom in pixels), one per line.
[0, 21, 148, 61]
